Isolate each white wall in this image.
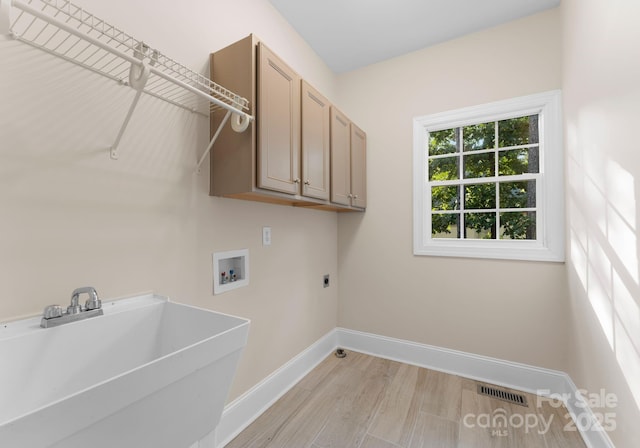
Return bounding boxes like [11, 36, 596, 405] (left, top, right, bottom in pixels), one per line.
[562, 0, 640, 445]
[335, 9, 569, 371]
[0, 0, 339, 401]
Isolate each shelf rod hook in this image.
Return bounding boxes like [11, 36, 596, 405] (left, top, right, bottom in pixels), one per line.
[231, 110, 251, 132]
[196, 109, 231, 174]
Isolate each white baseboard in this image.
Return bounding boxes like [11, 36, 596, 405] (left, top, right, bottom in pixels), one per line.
[336, 327, 568, 397]
[212, 329, 337, 447]
[210, 327, 614, 448]
[336, 328, 614, 448]
[561, 376, 616, 448]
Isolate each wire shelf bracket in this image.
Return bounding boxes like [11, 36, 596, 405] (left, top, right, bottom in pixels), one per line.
[1, 0, 253, 165]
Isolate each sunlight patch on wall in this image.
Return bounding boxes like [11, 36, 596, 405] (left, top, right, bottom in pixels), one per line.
[588, 234, 612, 290]
[607, 205, 639, 284]
[567, 102, 640, 412]
[614, 273, 640, 354]
[567, 165, 587, 250]
[570, 229, 588, 291]
[583, 177, 607, 240]
[607, 160, 637, 230]
[581, 113, 607, 190]
[612, 271, 640, 412]
[587, 259, 614, 348]
[615, 314, 640, 410]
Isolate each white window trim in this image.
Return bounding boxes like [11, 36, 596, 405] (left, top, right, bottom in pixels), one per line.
[412, 90, 564, 262]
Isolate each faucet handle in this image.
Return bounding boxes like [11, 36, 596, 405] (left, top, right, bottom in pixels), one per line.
[43, 305, 64, 319]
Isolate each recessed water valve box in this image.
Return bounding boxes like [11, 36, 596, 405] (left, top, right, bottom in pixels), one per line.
[213, 249, 249, 295]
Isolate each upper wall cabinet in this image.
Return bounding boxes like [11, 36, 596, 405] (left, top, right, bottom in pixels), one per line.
[350, 123, 367, 209]
[210, 34, 365, 211]
[330, 108, 351, 207]
[257, 44, 301, 195]
[331, 107, 367, 209]
[301, 81, 331, 201]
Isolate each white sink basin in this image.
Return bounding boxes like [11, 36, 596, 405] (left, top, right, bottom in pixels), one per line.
[0, 294, 249, 448]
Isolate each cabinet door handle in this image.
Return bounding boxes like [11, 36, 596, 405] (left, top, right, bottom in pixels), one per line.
[348, 194, 353, 198]
[293, 178, 300, 184]
[353, 195, 358, 199]
[304, 180, 311, 185]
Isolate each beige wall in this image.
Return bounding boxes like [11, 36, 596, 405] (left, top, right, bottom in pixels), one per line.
[0, 0, 339, 401]
[562, 0, 640, 445]
[335, 9, 570, 371]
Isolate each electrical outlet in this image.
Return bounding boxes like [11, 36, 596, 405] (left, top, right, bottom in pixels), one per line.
[262, 227, 271, 246]
[323, 274, 330, 288]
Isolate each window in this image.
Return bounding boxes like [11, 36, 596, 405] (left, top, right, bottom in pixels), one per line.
[413, 91, 564, 261]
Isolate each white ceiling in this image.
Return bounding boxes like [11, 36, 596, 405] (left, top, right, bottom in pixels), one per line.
[269, 0, 560, 73]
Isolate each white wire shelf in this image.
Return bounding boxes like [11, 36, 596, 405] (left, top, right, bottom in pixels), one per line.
[1, 0, 252, 165]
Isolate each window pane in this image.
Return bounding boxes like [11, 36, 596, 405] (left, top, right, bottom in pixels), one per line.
[498, 115, 539, 147]
[500, 211, 537, 240]
[463, 122, 495, 151]
[465, 183, 496, 209]
[432, 213, 460, 238]
[429, 156, 458, 181]
[464, 212, 496, 239]
[429, 128, 458, 155]
[498, 147, 539, 175]
[463, 152, 495, 178]
[499, 181, 536, 208]
[432, 186, 460, 211]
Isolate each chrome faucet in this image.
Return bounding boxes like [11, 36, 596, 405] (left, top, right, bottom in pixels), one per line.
[69, 286, 101, 313]
[41, 286, 104, 328]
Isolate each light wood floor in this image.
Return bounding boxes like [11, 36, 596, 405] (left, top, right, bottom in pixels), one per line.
[226, 351, 587, 448]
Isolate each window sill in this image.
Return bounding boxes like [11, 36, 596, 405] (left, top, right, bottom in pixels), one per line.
[413, 241, 564, 262]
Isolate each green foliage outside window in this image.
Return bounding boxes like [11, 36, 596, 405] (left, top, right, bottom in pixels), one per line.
[428, 115, 539, 240]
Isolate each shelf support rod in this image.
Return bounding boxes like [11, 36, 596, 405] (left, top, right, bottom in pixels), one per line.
[0, 0, 10, 35]
[110, 44, 151, 160]
[109, 87, 144, 160]
[196, 110, 231, 174]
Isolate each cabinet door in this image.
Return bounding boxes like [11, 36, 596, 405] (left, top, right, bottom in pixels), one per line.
[350, 124, 367, 209]
[301, 81, 330, 200]
[257, 43, 300, 194]
[330, 107, 351, 206]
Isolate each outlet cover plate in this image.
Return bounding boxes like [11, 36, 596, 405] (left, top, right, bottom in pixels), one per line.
[262, 227, 271, 246]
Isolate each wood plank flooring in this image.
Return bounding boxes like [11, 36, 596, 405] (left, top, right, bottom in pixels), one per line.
[225, 351, 587, 448]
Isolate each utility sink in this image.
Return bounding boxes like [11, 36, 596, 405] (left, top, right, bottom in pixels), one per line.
[0, 294, 250, 448]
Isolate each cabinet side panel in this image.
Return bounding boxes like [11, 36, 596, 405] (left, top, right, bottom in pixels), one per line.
[210, 35, 256, 196]
[350, 124, 367, 209]
[330, 107, 351, 206]
[257, 43, 301, 195]
[301, 81, 330, 201]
